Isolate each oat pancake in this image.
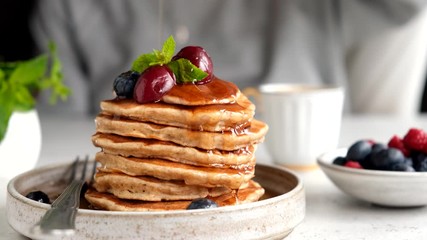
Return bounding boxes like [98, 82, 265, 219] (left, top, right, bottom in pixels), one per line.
[95, 114, 268, 151]
[100, 94, 254, 132]
[93, 171, 231, 201]
[92, 133, 256, 168]
[162, 77, 240, 105]
[95, 152, 254, 189]
[85, 180, 265, 211]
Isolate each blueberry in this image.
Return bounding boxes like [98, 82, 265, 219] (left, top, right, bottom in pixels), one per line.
[347, 140, 372, 162]
[389, 162, 415, 172]
[333, 156, 347, 166]
[113, 71, 140, 98]
[371, 143, 387, 155]
[370, 148, 405, 170]
[361, 143, 387, 170]
[25, 190, 50, 204]
[359, 156, 374, 170]
[187, 198, 218, 210]
[411, 152, 427, 172]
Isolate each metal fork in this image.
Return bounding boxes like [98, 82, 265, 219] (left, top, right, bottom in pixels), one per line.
[30, 156, 97, 239]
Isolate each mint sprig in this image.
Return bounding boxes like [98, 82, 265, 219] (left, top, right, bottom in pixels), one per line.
[131, 36, 208, 84]
[167, 58, 208, 84]
[0, 42, 70, 142]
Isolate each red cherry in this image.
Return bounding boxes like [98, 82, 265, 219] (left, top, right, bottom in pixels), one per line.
[173, 46, 213, 84]
[133, 65, 176, 103]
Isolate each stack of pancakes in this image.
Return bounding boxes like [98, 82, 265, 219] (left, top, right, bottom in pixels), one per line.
[85, 77, 268, 211]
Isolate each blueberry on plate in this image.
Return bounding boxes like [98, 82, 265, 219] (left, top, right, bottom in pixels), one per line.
[187, 198, 218, 210]
[347, 140, 372, 162]
[113, 70, 140, 98]
[25, 190, 50, 204]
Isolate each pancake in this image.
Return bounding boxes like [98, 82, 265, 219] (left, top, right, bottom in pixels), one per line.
[85, 180, 265, 211]
[92, 133, 256, 168]
[162, 77, 240, 106]
[95, 114, 268, 151]
[93, 171, 231, 201]
[95, 152, 254, 189]
[100, 93, 255, 132]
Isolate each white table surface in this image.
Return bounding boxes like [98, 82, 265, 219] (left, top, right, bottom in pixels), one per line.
[2, 113, 427, 240]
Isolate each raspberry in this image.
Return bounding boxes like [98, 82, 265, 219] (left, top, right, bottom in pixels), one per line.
[388, 135, 410, 157]
[344, 160, 362, 169]
[403, 128, 427, 151]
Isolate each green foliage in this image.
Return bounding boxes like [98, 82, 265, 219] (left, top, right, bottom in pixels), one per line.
[0, 42, 70, 141]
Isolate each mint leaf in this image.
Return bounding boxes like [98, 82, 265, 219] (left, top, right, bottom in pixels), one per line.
[168, 58, 208, 84]
[131, 52, 158, 73]
[131, 36, 176, 73]
[161, 35, 176, 62]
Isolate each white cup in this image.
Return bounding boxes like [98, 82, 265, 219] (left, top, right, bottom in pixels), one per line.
[251, 83, 344, 170]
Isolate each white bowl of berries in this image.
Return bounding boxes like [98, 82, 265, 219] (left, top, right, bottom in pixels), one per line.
[317, 128, 427, 207]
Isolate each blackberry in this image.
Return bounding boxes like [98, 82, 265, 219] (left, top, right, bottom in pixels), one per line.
[113, 71, 140, 98]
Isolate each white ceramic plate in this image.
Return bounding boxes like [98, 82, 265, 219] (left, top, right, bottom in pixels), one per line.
[318, 148, 427, 207]
[7, 162, 305, 240]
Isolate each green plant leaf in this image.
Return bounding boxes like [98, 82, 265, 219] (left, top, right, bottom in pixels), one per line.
[8, 55, 48, 86]
[13, 85, 35, 111]
[0, 42, 70, 142]
[167, 58, 208, 84]
[0, 81, 14, 141]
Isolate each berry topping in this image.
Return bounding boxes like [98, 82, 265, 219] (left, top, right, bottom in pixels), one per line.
[25, 190, 50, 204]
[187, 198, 218, 210]
[133, 65, 176, 103]
[403, 128, 427, 152]
[113, 71, 140, 98]
[131, 36, 209, 87]
[172, 46, 213, 84]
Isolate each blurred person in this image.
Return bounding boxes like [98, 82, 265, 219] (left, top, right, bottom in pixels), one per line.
[30, 0, 427, 116]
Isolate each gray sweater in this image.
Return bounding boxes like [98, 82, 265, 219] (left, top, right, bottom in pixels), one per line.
[31, 0, 427, 116]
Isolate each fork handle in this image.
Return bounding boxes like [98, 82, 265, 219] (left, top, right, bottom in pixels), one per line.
[30, 180, 86, 238]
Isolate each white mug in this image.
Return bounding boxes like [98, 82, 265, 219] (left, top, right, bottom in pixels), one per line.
[248, 83, 344, 170]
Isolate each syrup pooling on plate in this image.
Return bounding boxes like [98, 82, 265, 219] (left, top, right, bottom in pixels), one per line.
[87, 36, 268, 211]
